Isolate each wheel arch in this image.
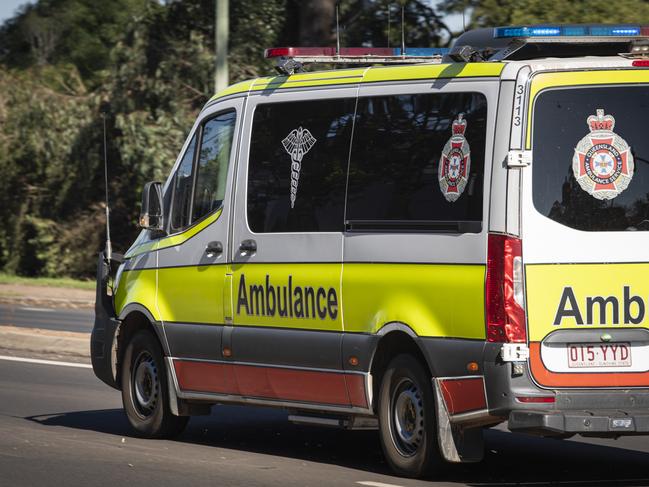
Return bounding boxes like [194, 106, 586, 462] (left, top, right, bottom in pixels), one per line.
[368, 322, 437, 413]
[116, 303, 168, 389]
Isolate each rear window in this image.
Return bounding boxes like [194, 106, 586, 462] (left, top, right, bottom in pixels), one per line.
[532, 85, 649, 231]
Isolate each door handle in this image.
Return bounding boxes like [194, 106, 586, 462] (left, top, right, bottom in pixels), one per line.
[239, 239, 257, 253]
[205, 241, 223, 255]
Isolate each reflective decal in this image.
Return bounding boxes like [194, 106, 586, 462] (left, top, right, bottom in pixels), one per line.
[572, 109, 634, 200]
[282, 127, 317, 208]
[438, 114, 471, 202]
[236, 274, 338, 321]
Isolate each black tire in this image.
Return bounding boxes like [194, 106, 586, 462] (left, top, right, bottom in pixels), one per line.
[121, 329, 188, 438]
[378, 354, 442, 478]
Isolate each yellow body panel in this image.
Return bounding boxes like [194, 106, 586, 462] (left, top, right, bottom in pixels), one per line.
[526, 263, 649, 342]
[156, 264, 227, 324]
[208, 63, 504, 104]
[124, 209, 223, 259]
[114, 268, 159, 320]
[343, 264, 486, 339]
[362, 62, 503, 83]
[526, 69, 649, 148]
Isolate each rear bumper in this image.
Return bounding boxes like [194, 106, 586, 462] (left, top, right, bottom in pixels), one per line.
[509, 409, 649, 435]
[90, 252, 120, 390]
[483, 342, 649, 436]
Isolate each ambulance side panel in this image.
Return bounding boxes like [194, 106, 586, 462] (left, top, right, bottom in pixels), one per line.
[341, 78, 499, 402]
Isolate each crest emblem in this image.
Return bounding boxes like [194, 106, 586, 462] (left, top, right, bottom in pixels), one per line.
[572, 109, 634, 200]
[282, 127, 317, 208]
[439, 114, 471, 202]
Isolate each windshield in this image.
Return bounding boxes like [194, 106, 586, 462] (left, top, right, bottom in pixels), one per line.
[532, 85, 649, 232]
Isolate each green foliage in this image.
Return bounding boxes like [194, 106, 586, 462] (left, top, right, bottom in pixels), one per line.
[0, 0, 286, 278]
[440, 0, 649, 30]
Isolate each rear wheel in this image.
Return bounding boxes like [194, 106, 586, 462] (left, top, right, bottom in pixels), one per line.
[378, 354, 442, 478]
[121, 329, 188, 438]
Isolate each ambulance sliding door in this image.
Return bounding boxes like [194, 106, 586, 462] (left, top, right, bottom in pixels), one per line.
[342, 80, 498, 347]
[229, 88, 358, 409]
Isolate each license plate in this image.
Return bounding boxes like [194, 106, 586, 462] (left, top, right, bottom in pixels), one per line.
[567, 342, 632, 368]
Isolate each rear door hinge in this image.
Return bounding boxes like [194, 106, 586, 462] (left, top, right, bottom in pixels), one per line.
[507, 150, 532, 168]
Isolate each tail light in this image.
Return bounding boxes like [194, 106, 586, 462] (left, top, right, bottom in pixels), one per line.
[486, 234, 527, 343]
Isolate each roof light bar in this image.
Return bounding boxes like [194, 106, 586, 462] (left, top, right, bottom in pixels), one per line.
[494, 24, 647, 39]
[265, 46, 449, 75]
[264, 46, 448, 59]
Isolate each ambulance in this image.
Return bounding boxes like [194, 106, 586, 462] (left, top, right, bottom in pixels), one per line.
[91, 24, 649, 478]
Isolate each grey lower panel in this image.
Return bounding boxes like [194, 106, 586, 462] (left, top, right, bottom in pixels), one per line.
[164, 322, 223, 360]
[341, 333, 378, 372]
[231, 325, 343, 370]
[164, 322, 490, 379]
[509, 409, 649, 435]
[418, 337, 486, 377]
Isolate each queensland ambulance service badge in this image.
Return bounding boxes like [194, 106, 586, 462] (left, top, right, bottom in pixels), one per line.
[572, 109, 634, 200]
[439, 114, 470, 202]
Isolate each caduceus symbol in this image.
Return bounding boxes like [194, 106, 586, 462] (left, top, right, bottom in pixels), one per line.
[282, 127, 316, 208]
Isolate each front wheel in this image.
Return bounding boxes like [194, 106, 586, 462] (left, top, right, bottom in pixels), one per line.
[121, 329, 188, 438]
[378, 354, 442, 478]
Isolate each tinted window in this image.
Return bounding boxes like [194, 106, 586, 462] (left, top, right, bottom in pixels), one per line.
[193, 111, 236, 222]
[247, 98, 355, 233]
[533, 86, 649, 231]
[346, 92, 487, 231]
[170, 134, 197, 232]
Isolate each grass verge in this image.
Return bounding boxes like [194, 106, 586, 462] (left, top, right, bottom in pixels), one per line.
[0, 272, 94, 290]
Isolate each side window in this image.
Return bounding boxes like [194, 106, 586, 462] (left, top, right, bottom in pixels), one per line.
[247, 98, 355, 233]
[170, 133, 197, 232]
[193, 110, 237, 222]
[346, 92, 488, 231]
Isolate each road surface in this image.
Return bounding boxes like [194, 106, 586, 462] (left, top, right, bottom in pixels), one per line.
[0, 302, 93, 333]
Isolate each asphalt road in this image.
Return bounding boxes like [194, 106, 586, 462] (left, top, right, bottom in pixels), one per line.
[0, 302, 93, 333]
[2, 358, 649, 487]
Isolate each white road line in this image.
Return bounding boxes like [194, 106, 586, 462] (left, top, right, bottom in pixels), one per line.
[19, 307, 56, 313]
[0, 355, 91, 369]
[356, 482, 405, 487]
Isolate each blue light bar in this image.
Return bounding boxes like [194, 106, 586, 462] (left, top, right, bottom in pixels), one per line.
[393, 47, 450, 56]
[494, 24, 645, 39]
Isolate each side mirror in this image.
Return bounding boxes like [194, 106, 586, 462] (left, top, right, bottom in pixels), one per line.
[139, 181, 164, 232]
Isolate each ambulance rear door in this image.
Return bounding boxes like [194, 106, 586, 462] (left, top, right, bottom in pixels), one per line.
[521, 69, 649, 389]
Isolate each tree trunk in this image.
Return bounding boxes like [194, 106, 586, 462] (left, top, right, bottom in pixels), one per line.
[298, 0, 336, 46]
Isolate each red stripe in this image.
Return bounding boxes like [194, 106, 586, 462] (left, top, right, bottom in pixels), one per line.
[530, 342, 649, 388]
[173, 360, 366, 407]
[345, 374, 368, 409]
[174, 361, 238, 395]
[439, 377, 486, 414]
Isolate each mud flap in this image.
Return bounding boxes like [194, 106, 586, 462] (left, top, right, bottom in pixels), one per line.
[433, 379, 485, 463]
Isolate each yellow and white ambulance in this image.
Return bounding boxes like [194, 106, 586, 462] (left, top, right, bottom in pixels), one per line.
[92, 24, 649, 478]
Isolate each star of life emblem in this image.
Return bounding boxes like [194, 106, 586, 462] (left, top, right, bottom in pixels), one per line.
[282, 127, 317, 208]
[438, 114, 471, 202]
[572, 109, 634, 200]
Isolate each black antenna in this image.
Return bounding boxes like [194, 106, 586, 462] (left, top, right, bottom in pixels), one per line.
[387, 4, 391, 48]
[101, 108, 112, 262]
[463, 0, 467, 32]
[335, 3, 340, 57]
[401, 3, 405, 57]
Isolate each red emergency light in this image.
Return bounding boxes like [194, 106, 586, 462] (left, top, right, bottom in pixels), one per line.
[264, 46, 446, 59]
